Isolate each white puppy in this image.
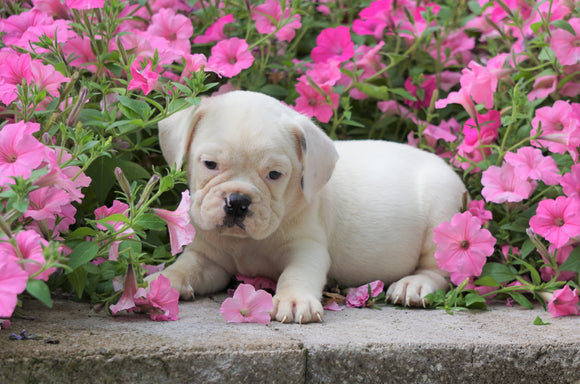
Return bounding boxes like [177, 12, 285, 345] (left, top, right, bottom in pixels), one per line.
[149, 90, 466, 323]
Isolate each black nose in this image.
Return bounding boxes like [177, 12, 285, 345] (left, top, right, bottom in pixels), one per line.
[224, 193, 252, 219]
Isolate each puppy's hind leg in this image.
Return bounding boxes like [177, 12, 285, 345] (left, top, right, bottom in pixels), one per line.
[386, 237, 449, 307]
[386, 176, 464, 307]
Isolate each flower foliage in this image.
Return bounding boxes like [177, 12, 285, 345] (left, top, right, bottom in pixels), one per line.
[1, 0, 580, 322]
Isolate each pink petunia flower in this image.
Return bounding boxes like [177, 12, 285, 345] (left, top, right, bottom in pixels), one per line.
[32, 0, 69, 18]
[529, 196, 580, 248]
[459, 54, 510, 109]
[433, 212, 496, 285]
[235, 273, 277, 293]
[127, 60, 160, 95]
[181, 54, 208, 78]
[0, 259, 29, 318]
[404, 75, 437, 110]
[551, 18, 580, 66]
[219, 284, 273, 324]
[65, 0, 104, 9]
[62, 36, 98, 73]
[435, 88, 477, 121]
[531, 100, 580, 162]
[352, 0, 393, 40]
[560, 163, 580, 198]
[0, 230, 54, 281]
[540, 245, 577, 282]
[94, 200, 133, 261]
[252, 0, 302, 42]
[528, 74, 558, 102]
[29, 59, 70, 98]
[153, 190, 195, 256]
[294, 80, 339, 124]
[547, 285, 579, 317]
[481, 163, 535, 204]
[207, 38, 255, 78]
[345, 280, 384, 308]
[134, 274, 180, 321]
[146, 8, 193, 55]
[311, 26, 354, 63]
[323, 302, 344, 311]
[503, 147, 561, 186]
[0, 52, 33, 105]
[455, 110, 500, 171]
[0, 121, 47, 186]
[193, 14, 234, 44]
[302, 60, 342, 87]
[10, 18, 71, 53]
[467, 200, 493, 225]
[0, 9, 52, 46]
[109, 264, 139, 315]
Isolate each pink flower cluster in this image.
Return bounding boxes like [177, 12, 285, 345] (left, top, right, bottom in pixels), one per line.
[0, 121, 90, 318]
[345, 280, 385, 308]
[110, 265, 180, 321]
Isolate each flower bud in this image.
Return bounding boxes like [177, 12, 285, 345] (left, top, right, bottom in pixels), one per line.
[66, 85, 88, 127]
[115, 167, 132, 199]
[525, 228, 550, 260]
[136, 174, 160, 211]
[116, 36, 130, 66]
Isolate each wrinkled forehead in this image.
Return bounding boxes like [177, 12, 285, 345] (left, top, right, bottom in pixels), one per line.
[190, 98, 299, 158]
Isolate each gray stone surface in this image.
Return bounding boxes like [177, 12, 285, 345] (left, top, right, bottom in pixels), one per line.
[1, 295, 579, 384]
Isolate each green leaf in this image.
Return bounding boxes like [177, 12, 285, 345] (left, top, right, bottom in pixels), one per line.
[480, 262, 516, 284]
[509, 292, 534, 309]
[67, 242, 99, 271]
[26, 280, 52, 308]
[533, 316, 550, 326]
[473, 276, 501, 287]
[260, 84, 289, 98]
[560, 247, 580, 274]
[520, 238, 536, 258]
[353, 83, 390, 100]
[388, 87, 417, 101]
[136, 213, 167, 231]
[95, 213, 130, 225]
[118, 160, 152, 181]
[67, 267, 87, 298]
[85, 156, 117, 203]
[118, 240, 142, 257]
[465, 292, 487, 309]
[551, 19, 576, 36]
[67, 227, 97, 239]
[117, 95, 152, 120]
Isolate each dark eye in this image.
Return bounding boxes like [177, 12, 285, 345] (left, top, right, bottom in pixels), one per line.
[203, 160, 218, 170]
[268, 171, 282, 180]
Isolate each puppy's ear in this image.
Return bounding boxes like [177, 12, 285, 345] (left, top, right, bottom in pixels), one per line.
[294, 115, 339, 203]
[158, 103, 205, 169]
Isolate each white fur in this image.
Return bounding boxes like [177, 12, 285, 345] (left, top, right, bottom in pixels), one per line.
[147, 91, 466, 323]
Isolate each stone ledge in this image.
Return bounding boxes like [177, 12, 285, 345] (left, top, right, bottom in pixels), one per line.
[1, 297, 579, 384]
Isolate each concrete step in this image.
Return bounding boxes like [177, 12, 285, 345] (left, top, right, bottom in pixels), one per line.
[1, 296, 579, 384]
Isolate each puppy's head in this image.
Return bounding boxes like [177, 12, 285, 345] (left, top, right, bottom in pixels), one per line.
[158, 91, 338, 240]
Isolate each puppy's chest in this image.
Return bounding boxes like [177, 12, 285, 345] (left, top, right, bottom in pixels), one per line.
[215, 242, 284, 280]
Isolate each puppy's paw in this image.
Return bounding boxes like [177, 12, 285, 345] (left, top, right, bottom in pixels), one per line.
[271, 291, 324, 324]
[145, 271, 195, 300]
[386, 272, 447, 307]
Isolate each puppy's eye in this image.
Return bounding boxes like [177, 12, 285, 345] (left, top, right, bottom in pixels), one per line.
[203, 160, 218, 170]
[268, 171, 283, 180]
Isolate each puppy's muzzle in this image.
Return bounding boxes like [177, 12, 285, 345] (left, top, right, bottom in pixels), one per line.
[223, 192, 252, 229]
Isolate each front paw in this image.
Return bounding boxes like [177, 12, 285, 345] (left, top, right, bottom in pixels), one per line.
[386, 271, 447, 307]
[271, 291, 323, 324]
[145, 270, 195, 300]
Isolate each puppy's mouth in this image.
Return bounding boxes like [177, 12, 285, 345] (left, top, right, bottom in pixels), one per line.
[219, 216, 247, 231]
